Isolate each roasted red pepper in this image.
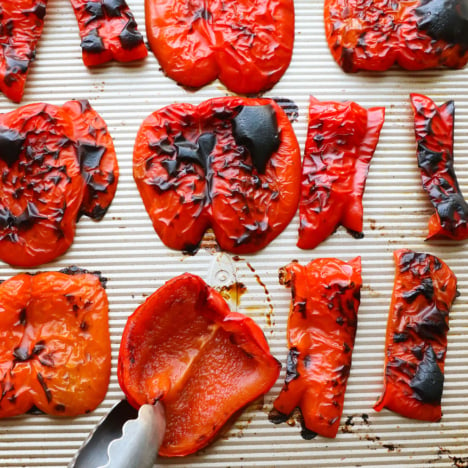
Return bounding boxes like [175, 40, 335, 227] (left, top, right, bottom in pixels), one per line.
[0, 267, 110, 418]
[118, 273, 280, 457]
[374, 249, 457, 421]
[410, 93, 468, 241]
[269, 257, 362, 439]
[145, 0, 294, 94]
[0, 1, 48, 102]
[324, 0, 468, 72]
[297, 97, 384, 249]
[0, 100, 118, 267]
[133, 97, 301, 254]
[70, 0, 147, 66]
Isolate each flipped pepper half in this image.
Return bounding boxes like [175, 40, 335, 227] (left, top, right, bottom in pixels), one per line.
[269, 257, 362, 439]
[133, 97, 301, 254]
[374, 249, 457, 421]
[0, 268, 110, 418]
[118, 273, 280, 457]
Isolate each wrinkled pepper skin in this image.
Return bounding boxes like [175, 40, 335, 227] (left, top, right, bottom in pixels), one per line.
[0, 100, 118, 267]
[145, 0, 294, 94]
[118, 273, 280, 457]
[324, 0, 468, 72]
[0, 268, 110, 418]
[269, 257, 362, 439]
[0, 1, 48, 103]
[133, 97, 301, 254]
[70, 0, 147, 67]
[410, 93, 468, 241]
[374, 249, 457, 421]
[298, 97, 384, 249]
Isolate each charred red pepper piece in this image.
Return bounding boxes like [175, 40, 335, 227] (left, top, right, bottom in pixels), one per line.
[145, 0, 294, 94]
[0, 100, 118, 267]
[70, 0, 147, 66]
[324, 0, 468, 72]
[133, 97, 301, 254]
[374, 249, 457, 421]
[0, 1, 48, 103]
[297, 97, 384, 249]
[269, 257, 362, 439]
[118, 273, 280, 457]
[0, 267, 110, 418]
[410, 93, 468, 241]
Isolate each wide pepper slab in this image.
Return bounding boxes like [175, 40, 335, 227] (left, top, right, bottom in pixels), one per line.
[69, 0, 147, 66]
[0, 1, 48, 102]
[0, 268, 110, 418]
[145, 0, 294, 94]
[133, 97, 301, 254]
[410, 93, 468, 241]
[324, 0, 468, 72]
[298, 97, 384, 249]
[0, 100, 118, 267]
[269, 257, 362, 439]
[118, 273, 280, 457]
[374, 249, 457, 421]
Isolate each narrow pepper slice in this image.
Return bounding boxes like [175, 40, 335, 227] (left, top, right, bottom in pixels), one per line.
[0, 1, 48, 103]
[298, 97, 385, 249]
[374, 249, 457, 421]
[0, 100, 118, 267]
[269, 257, 362, 439]
[118, 273, 280, 457]
[70, 0, 147, 66]
[324, 0, 468, 72]
[145, 0, 294, 94]
[133, 97, 301, 254]
[0, 268, 110, 418]
[410, 93, 468, 240]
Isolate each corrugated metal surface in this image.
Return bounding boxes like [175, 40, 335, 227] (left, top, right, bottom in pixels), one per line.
[0, 0, 467, 467]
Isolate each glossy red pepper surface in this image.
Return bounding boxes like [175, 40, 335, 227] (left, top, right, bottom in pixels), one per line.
[270, 257, 362, 439]
[374, 249, 457, 421]
[0, 1, 48, 103]
[324, 0, 468, 72]
[69, 0, 147, 66]
[145, 0, 294, 94]
[297, 96, 384, 249]
[0, 100, 118, 267]
[0, 268, 110, 418]
[410, 93, 468, 241]
[118, 273, 280, 457]
[133, 97, 301, 254]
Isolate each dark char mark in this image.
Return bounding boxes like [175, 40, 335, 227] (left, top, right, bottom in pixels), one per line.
[81, 28, 105, 54]
[85, 2, 104, 22]
[402, 277, 434, 303]
[0, 127, 25, 167]
[174, 132, 215, 175]
[59, 265, 108, 288]
[78, 142, 106, 170]
[23, 2, 47, 20]
[119, 17, 144, 50]
[102, 0, 127, 17]
[285, 347, 300, 385]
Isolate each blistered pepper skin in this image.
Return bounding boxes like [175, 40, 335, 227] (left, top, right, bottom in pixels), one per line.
[118, 273, 280, 457]
[0, 101, 118, 267]
[324, 0, 468, 72]
[133, 97, 301, 254]
[297, 97, 384, 249]
[374, 249, 457, 421]
[0, 268, 110, 418]
[69, 0, 147, 66]
[145, 0, 294, 94]
[270, 257, 362, 439]
[410, 93, 468, 241]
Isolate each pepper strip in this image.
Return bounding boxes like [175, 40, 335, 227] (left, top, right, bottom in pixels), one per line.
[269, 257, 362, 438]
[374, 249, 457, 421]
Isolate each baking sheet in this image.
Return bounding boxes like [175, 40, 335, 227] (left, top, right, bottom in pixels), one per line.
[0, 0, 467, 467]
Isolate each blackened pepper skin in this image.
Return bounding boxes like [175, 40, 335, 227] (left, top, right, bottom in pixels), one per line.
[270, 257, 362, 439]
[374, 249, 457, 421]
[324, 0, 468, 72]
[410, 93, 468, 241]
[133, 97, 301, 254]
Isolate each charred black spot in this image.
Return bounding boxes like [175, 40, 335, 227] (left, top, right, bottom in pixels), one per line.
[59, 265, 107, 288]
[294, 300, 307, 318]
[417, 143, 444, 176]
[54, 404, 66, 412]
[235, 220, 269, 246]
[78, 142, 106, 170]
[410, 303, 449, 341]
[161, 159, 178, 177]
[285, 348, 300, 384]
[80, 321, 89, 332]
[268, 408, 289, 424]
[17, 308, 27, 326]
[0, 127, 25, 167]
[341, 47, 355, 72]
[119, 17, 144, 50]
[102, 0, 127, 17]
[193, 7, 211, 21]
[85, 1, 104, 22]
[300, 424, 318, 440]
[416, 0, 468, 47]
[0, 202, 47, 233]
[409, 345, 444, 403]
[4, 57, 28, 86]
[81, 29, 105, 53]
[175, 132, 215, 174]
[402, 277, 434, 303]
[393, 332, 409, 343]
[13, 346, 30, 362]
[232, 105, 280, 174]
[411, 344, 425, 360]
[26, 2, 47, 20]
[36, 372, 52, 403]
